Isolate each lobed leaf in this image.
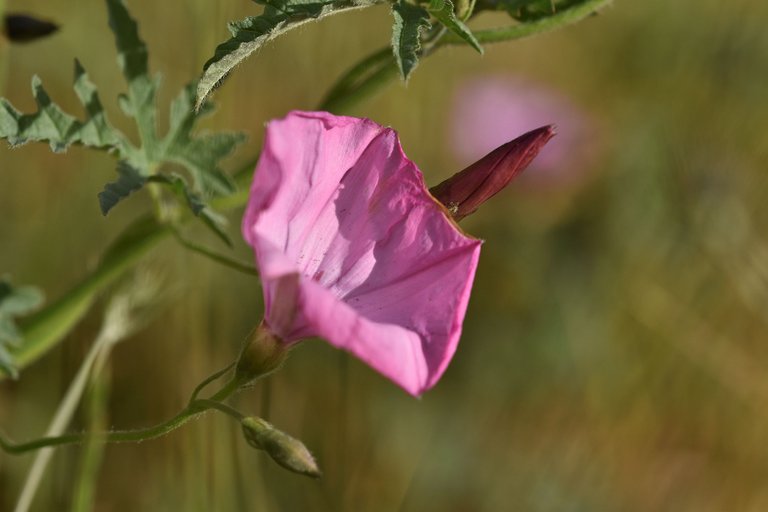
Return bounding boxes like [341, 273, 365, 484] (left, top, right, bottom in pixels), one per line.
[428, 0, 482, 53]
[73, 60, 123, 149]
[1, 1, 244, 225]
[391, 1, 431, 81]
[0, 74, 120, 153]
[107, 0, 148, 83]
[196, 0, 377, 109]
[106, 0, 159, 160]
[163, 83, 244, 196]
[98, 161, 148, 215]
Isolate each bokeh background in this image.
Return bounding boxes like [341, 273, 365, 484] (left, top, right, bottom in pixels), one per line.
[2, 0, 768, 510]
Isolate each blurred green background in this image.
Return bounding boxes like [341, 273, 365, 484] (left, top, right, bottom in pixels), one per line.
[2, 0, 768, 510]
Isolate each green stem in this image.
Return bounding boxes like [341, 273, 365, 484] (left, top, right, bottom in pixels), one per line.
[0, 408, 201, 453]
[0, 383, 243, 455]
[174, 233, 258, 277]
[442, 0, 613, 45]
[208, 377, 242, 402]
[193, 399, 245, 421]
[319, 47, 393, 112]
[14, 215, 171, 369]
[322, 0, 612, 114]
[9, 159, 258, 377]
[320, 60, 399, 114]
[188, 362, 235, 404]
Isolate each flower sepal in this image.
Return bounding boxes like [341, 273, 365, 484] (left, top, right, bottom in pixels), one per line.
[234, 322, 289, 386]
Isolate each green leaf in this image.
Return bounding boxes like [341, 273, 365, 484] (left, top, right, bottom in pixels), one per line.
[196, 0, 377, 109]
[106, 0, 148, 82]
[163, 83, 244, 196]
[428, 0, 482, 53]
[98, 161, 147, 215]
[391, 1, 431, 81]
[73, 60, 123, 149]
[149, 174, 233, 246]
[106, 0, 159, 161]
[0, 68, 125, 153]
[0, 277, 44, 379]
[1, 0, 244, 227]
[104, 0, 244, 220]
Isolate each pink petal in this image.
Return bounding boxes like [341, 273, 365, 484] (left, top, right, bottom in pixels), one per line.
[242, 111, 482, 395]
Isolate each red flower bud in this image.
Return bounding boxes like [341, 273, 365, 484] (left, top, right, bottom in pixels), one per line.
[430, 125, 556, 221]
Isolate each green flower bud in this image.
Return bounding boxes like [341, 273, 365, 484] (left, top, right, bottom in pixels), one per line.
[241, 417, 320, 478]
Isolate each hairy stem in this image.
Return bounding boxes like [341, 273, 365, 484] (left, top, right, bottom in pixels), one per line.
[0, 390, 241, 455]
[188, 362, 235, 404]
[442, 0, 613, 44]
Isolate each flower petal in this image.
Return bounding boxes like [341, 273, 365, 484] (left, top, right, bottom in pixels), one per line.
[243, 111, 482, 395]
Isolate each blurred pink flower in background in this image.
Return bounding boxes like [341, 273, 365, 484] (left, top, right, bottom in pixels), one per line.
[451, 76, 597, 187]
[242, 111, 482, 396]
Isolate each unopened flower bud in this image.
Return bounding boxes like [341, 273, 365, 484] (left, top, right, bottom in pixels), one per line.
[3, 14, 59, 43]
[235, 323, 289, 386]
[241, 417, 320, 478]
[430, 125, 556, 221]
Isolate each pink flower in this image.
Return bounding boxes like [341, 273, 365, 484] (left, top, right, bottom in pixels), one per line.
[242, 111, 482, 396]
